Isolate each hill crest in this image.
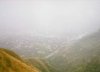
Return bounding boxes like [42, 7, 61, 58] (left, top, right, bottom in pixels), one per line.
[0, 48, 40, 72]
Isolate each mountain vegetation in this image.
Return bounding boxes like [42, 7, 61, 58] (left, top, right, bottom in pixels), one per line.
[45, 30, 100, 72]
[0, 30, 100, 72]
[0, 48, 40, 72]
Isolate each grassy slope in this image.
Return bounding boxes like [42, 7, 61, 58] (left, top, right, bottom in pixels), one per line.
[0, 48, 40, 72]
[26, 58, 58, 72]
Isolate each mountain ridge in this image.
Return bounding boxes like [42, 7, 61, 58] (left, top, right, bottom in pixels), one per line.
[0, 48, 40, 72]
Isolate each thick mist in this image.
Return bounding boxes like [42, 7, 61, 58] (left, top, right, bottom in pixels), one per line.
[0, 0, 100, 39]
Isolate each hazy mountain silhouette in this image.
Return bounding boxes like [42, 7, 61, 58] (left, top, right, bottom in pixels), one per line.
[46, 30, 100, 72]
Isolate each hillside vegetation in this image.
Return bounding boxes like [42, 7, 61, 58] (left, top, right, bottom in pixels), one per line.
[26, 58, 58, 72]
[45, 30, 100, 72]
[0, 48, 40, 72]
[0, 30, 100, 72]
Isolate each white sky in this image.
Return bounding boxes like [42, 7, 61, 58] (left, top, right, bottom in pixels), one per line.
[0, 0, 100, 38]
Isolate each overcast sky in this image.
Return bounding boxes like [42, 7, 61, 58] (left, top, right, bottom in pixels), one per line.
[0, 0, 100, 38]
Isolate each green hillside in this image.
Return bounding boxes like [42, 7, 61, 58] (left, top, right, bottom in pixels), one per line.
[45, 30, 100, 72]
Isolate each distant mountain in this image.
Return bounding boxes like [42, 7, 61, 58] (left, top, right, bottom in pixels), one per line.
[0, 48, 40, 72]
[46, 30, 100, 72]
[70, 30, 100, 58]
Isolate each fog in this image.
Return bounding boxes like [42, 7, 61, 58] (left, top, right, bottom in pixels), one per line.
[0, 0, 100, 39]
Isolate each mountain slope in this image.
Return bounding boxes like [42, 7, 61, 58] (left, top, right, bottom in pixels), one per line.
[26, 58, 58, 72]
[0, 48, 40, 72]
[46, 30, 100, 72]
